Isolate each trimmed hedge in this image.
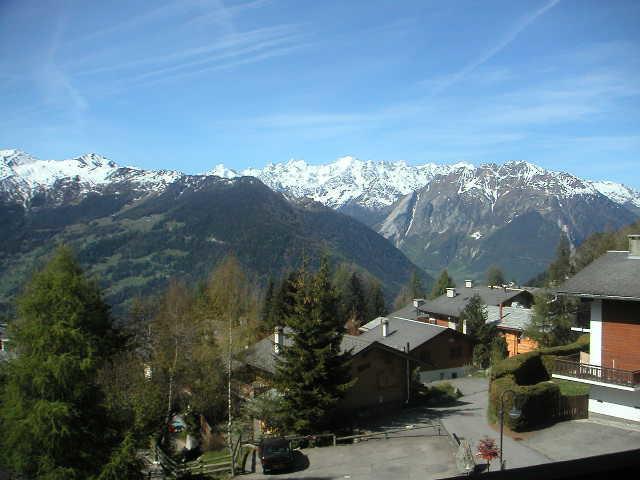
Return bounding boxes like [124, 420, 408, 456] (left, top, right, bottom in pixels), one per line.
[488, 335, 589, 431]
[490, 334, 589, 382]
[488, 375, 560, 431]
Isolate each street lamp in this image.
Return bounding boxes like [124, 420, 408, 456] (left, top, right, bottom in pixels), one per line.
[499, 389, 521, 470]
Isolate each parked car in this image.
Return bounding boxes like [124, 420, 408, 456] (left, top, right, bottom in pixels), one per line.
[259, 438, 294, 473]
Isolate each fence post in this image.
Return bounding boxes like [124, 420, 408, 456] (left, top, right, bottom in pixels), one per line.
[333, 434, 336, 447]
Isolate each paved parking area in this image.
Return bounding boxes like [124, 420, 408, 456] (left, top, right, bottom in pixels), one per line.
[243, 435, 458, 480]
[243, 377, 640, 478]
[430, 377, 640, 469]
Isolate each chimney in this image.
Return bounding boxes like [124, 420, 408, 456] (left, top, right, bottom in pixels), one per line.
[382, 319, 389, 337]
[629, 234, 640, 259]
[446, 287, 456, 298]
[274, 326, 283, 354]
[413, 298, 425, 309]
[464, 279, 473, 288]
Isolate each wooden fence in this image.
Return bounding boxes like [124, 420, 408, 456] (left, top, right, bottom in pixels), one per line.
[553, 394, 589, 421]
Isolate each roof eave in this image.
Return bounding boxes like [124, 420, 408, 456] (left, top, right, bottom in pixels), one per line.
[556, 291, 640, 302]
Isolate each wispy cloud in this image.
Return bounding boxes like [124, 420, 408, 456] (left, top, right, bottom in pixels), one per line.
[39, 15, 88, 127]
[430, 0, 561, 95]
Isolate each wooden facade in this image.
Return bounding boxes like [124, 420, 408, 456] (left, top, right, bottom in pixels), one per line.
[602, 300, 640, 371]
[340, 346, 407, 411]
[500, 329, 538, 357]
[410, 328, 473, 372]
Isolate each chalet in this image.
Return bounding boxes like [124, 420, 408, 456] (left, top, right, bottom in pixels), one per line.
[553, 234, 640, 422]
[359, 309, 474, 382]
[415, 281, 534, 331]
[486, 305, 538, 357]
[240, 327, 419, 413]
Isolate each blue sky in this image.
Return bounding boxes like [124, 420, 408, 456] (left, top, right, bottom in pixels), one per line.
[1, 0, 639, 187]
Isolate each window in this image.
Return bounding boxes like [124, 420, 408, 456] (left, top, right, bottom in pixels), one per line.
[452, 372, 458, 379]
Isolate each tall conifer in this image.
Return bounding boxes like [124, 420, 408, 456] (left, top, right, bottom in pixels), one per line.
[274, 258, 352, 434]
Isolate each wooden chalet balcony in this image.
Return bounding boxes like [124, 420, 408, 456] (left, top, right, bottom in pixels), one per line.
[553, 355, 640, 388]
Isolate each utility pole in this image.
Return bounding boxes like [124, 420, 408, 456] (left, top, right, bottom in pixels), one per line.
[228, 316, 234, 476]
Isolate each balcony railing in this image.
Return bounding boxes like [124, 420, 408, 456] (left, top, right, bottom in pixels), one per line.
[553, 357, 640, 388]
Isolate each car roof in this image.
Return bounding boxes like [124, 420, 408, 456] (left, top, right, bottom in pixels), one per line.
[261, 438, 289, 446]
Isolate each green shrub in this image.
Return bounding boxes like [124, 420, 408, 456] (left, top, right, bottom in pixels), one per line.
[488, 335, 589, 431]
[488, 375, 560, 431]
[419, 382, 462, 405]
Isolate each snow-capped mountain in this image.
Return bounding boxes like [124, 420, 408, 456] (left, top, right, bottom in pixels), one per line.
[208, 156, 640, 220]
[2, 148, 638, 284]
[207, 156, 639, 282]
[207, 156, 473, 211]
[0, 149, 182, 206]
[374, 161, 638, 282]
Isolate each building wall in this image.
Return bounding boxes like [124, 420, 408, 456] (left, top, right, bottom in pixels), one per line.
[419, 366, 469, 383]
[501, 330, 538, 357]
[410, 329, 473, 375]
[590, 300, 602, 366]
[601, 300, 640, 371]
[588, 385, 640, 422]
[340, 347, 407, 411]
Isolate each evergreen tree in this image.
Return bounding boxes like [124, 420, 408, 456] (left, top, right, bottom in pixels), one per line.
[270, 272, 299, 328]
[367, 280, 387, 320]
[343, 272, 366, 329]
[393, 270, 426, 310]
[430, 269, 455, 299]
[0, 246, 125, 479]
[486, 266, 506, 286]
[410, 270, 425, 298]
[525, 292, 575, 348]
[261, 278, 276, 331]
[490, 336, 509, 366]
[274, 258, 352, 434]
[459, 294, 491, 344]
[547, 236, 572, 286]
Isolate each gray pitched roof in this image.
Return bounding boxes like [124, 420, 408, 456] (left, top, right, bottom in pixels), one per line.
[486, 305, 532, 332]
[556, 251, 640, 301]
[358, 315, 447, 352]
[419, 285, 530, 318]
[242, 330, 378, 375]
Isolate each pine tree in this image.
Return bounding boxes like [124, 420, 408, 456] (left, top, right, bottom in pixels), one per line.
[367, 280, 387, 320]
[393, 270, 426, 310]
[0, 246, 124, 478]
[525, 292, 575, 348]
[261, 278, 276, 331]
[459, 294, 490, 343]
[274, 258, 352, 434]
[430, 269, 455, 299]
[410, 270, 425, 298]
[344, 272, 366, 328]
[547, 236, 572, 286]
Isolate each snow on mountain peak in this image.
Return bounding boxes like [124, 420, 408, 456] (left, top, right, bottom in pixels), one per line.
[2, 149, 639, 214]
[209, 164, 240, 178]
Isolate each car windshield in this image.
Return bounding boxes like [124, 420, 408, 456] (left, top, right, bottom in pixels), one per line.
[265, 445, 289, 455]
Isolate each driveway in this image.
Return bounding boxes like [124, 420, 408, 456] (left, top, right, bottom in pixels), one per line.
[242, 435, 458, 480]
[429, 377, 640, 470]
[428, 377, 551, 470]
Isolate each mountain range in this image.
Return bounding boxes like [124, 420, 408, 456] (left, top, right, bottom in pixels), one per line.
[0, 149, 426, 315]
[211, 156, 640, 281]
[1, 149, 639, 313]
